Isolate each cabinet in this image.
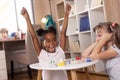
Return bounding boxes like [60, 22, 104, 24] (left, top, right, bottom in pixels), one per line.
[56, 0, 120, 73]
[0, 50, 8, 80]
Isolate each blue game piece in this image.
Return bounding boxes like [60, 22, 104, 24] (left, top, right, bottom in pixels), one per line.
[86, 58, 92, 62]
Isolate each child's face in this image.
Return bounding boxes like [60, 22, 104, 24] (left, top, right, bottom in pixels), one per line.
[95, 28, 106, 37]
[95, 28, 107, 42]
[44, 33, 57, 53]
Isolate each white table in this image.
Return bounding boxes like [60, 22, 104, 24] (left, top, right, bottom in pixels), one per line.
[30, 60, 98, 80]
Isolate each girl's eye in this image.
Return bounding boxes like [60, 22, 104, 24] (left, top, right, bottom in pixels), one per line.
[46, 40, 50, 43]
[98, 35, 101, 37]
[53, 39, 56, 41]
[46, 39, 56, 43]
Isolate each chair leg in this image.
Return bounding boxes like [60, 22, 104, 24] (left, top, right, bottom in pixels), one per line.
[27, 65, 33, 79]
[11, 61, 14, 79]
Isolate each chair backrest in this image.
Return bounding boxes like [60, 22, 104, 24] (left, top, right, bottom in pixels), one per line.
[4, 24, 41, 71]
[6, 24, 41, 65]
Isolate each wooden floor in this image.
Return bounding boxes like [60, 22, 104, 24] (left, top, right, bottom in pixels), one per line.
[8, 70, 109, 80]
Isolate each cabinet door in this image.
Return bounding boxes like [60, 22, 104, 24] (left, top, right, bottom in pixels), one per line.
[0, 50, 5, 59]
[0, 70, 8, 80]
[0, 50, 7, 80]
[0, 50, 6, 70]
[0, 59, 6, 69]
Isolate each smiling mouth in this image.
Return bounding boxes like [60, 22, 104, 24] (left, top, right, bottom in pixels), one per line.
[48, 46, 56, 52]
[49, 47, 55, 50]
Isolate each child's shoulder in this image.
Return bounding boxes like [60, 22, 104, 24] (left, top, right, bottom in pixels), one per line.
[40, 49, 47, 54]
[111, 44, 120, 54]
[56, 46, 64, 51]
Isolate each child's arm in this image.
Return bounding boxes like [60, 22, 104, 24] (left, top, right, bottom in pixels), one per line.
[82, 35, 103, 58]
[21, 7, 41, 56]
[90, 33, 115, 60]
[82, 42, 98, 58]
[60, 4, 71, 51]
[90, 48, 118, 60]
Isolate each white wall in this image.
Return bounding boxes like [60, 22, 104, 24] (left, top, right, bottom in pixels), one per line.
[33, 0, 62, 28]
[0, 0, 33, 35]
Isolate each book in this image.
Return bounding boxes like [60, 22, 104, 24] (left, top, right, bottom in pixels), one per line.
[80, 15, 90, 32]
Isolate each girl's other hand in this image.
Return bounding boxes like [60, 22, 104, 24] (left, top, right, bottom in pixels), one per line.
[65, 4, 71, 15]
[101, 33, 112, 42]
[96, 36, 101, 42]
[21, 7, 29, 19]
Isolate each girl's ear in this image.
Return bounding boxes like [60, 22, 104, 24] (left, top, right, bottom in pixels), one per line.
[56, 38, 59, 46]
[41, 40, 46, 49]
[43, 40, 46, 47]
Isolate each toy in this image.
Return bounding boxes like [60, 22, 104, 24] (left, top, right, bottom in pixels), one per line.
[49, 56, 82, 67]
[85, 57, 92, 62]
[56, 58, 65, 67]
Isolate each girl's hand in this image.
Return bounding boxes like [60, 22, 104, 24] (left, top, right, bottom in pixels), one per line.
[21, 7, 29, 19]
[101, 33, 112, 42]
[96, 36, 101, 42]
[65, 4, 71, 15]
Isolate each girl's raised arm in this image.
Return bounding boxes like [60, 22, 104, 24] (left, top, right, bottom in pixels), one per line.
[60, 4, 71, 51]
[21, 7, 41, 56]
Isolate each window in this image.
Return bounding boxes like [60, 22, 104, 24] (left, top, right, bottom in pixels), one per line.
[0, 0, 34, 36]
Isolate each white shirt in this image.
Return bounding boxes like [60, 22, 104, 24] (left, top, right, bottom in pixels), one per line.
[38, 46, 68, 80]
[105, 45, 120, 80]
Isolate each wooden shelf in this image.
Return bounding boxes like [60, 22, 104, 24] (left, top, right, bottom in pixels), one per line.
[56, 0, 120, 75]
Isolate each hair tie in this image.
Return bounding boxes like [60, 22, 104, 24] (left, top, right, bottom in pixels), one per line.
[112, 22, 116, 28]
[110, 22, 116, 31]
